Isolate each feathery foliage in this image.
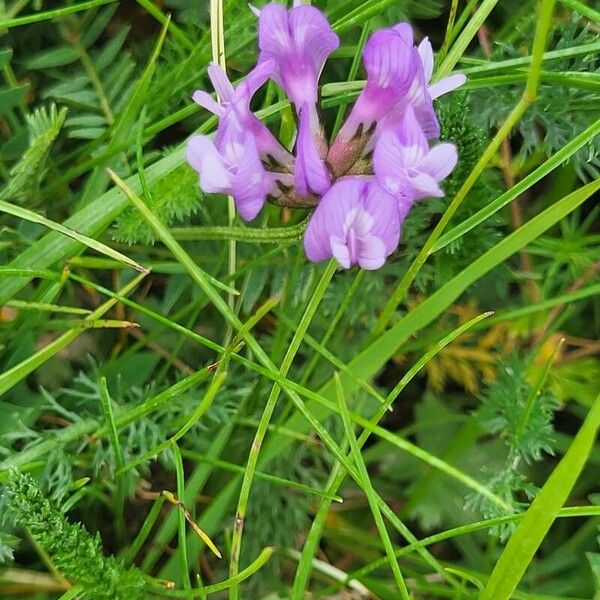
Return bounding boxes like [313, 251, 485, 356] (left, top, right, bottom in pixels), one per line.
[1, 471, 146, 599]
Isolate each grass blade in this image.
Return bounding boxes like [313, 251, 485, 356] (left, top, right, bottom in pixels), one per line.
[481, 392, 600, 599]
[0, 273, 146, 397]
[335, 373, 409, 598]
[0, 199, 147, 273]
[0, 0, 117, 30]
[108, 169, 238, 297]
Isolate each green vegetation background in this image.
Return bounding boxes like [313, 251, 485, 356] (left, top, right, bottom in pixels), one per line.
[0, 0, 599, 598]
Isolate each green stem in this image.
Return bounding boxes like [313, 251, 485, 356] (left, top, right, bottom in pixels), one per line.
[299, 270, 365, 386]
[171, 441, 192, 591]
[0, 0, 117, 30]
[335, 374, 409, 598]
[228, 261, 337, 599]
[322, 505, 600, 595]
[558, 0, 600, 24]
[150, 548, 274, 597]
[99, 378, 126, 543]
[434, 0, 500, 80]
[134, 0, 194, 50]
[171, 221, 307, 243]
[438, 0, 460, 63]
[60, 22, 114, 124]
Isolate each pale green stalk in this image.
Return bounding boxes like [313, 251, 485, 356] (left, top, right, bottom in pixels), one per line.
[326, 506, 600, 594]
[150, 549, 274, 598]
[0, 0, 117, 29]
[0, 273, 146, 397]
[120, 371, 228, 475]
[434, 0, 500, 80]
[172, 441, 192, 591]
[335, 374, 409, 598]
[558, 0, 600, 23]
[438, 0, 460, 63]
[123, 495, 165, 566]
[482, 393, 600, 598]
[0, 199, 146, 273]
[62, 273, 509, 508]
[299, 270, 365, 386]
[99, 378, 126, 542]
[180, 450, 343, 502]
[209, 0, 237, 344]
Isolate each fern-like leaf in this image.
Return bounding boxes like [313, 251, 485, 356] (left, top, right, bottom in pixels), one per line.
[1, 104, 67, 203]
[2, 471, 146, 600]
[113, 162, 200, 245]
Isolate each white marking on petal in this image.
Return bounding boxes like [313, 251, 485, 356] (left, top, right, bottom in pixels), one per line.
[330, 234, 351, 269]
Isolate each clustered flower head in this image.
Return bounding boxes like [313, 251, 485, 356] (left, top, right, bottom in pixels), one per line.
[187, 1, 466, 270]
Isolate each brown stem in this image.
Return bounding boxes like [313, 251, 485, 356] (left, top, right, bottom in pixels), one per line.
[534, 259, 600, 343]
[128, 328, 195, 375]
[267, 191, 319, 209]
[478, 22, 541, 304]
[500, 138, 542, 303]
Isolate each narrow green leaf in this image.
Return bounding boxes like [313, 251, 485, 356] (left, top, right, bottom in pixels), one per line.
[122, 495, 165, 566]
[0, 147, 182, 305]
[267, 179, 600, 503]
[25, 46, 79, 69]
[326, 179, 600, 401]
[335, 373, 408, 598]
[434, 0, 500, 80]
[434, 118, 600, 252]
[482, 393, 600, 599]
[0, 0, 118, 30]
[171, 221, 307, 243]
[171, 442, 192, 591]
[0, 199, 148, 273]
[5, 299, 91, 315]
[180, 450, 343, 502]
[0, 268, 60, 280]
[78, 13, 170, 206]
[107, 169, 238, 296]
[149, 548, 274, 597]
[558, 0, 600, 23]
[120, 371, 228, 474]
[0, 273, 146, 397]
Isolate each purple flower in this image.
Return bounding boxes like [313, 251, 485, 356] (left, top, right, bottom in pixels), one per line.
[256, 2, 339, 109]
[329, 24, 466, 175]
[255, 2, 337, 196]
[294, 103, 331, 198]
[378, 37, 466, 140]
[418, 38, 467, 102]
[335, 24, 417, 143]
[373, 105, 457, 213]
[304, 178, 400, 270]
[186, 127, 273, 222]
[193, 61, 292, 166]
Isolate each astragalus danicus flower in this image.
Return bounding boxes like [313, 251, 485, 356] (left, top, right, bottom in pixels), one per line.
[187, 2, 465, 270]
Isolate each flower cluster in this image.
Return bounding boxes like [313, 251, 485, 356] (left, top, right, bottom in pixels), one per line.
[186, 2, 465, 270]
